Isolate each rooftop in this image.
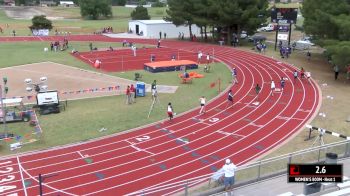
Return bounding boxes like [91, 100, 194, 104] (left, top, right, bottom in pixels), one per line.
[131, 20, 173, 25]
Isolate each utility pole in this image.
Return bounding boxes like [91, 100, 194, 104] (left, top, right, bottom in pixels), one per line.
[0, 77, 9, 138]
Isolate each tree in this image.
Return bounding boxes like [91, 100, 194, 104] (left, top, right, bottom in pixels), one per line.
[166, 0, 196, 37]
[131, 6, 151, 20]
[152, 0, 165, 7]
[29, 15, 53, 30]
[112, 0, 127, 6]
[302, 0, 350, 67]
[80, 0, 113, 20]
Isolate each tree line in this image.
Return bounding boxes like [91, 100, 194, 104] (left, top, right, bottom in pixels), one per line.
[166, 0, 269, 44]
[302, 0, 350, 67]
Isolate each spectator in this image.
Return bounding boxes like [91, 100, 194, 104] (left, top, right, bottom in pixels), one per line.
[89, 43, 93, 51]
[197, 51, 203, 64]
[222, 159, 237, 191]
[122, 40, 127, 47]
[164, 32, 167, 39]
[334, 64, 340, 80]
[183, 71, 189, 78]
[206, 53, 210, 64]
[130, 84, 136, 103]
[125, 85, 131, 104]
[12, 30, 16, 36]
[307, 51, 311, 61]
[157, 39, 161, 48]
[347, 64, 350, 81]
[151, 80, 157, 98]
[159, 31, 162, 39]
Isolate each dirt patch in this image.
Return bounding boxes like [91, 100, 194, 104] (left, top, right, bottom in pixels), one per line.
[1, 62, 136, 104]
[1, 62, 178, 104]
[3, 7, 45, 19]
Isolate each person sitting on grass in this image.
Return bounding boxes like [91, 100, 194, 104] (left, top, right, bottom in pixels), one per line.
[183, 71, 189, 78]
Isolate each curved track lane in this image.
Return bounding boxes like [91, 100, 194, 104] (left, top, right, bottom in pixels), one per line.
[0, 36, 320, 196]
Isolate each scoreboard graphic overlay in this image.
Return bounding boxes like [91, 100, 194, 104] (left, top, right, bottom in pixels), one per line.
[288, 164, 343, 183]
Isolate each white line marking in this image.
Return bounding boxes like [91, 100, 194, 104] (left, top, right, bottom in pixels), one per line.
[298, 109, 311, 112]
[250, 123, 264, 128]
[176, 138, 189, 144]
[130, 145, 155, 155]
[216, 131, 245, 138]
[276, 116, 304, 121]
[77, 151, 84, 158]
[16, 156, 28, 196]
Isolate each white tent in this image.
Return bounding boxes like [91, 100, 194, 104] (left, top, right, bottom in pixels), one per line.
[128, 20, 201, 39]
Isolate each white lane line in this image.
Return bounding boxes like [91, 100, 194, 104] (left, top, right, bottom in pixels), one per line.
[250, 122, 264, 128]
[77, 151, 85, 158]
[298, 109, 311, 112]
[175, 138, 189, 144]
[16, 156, 28, 196]
[276, 116, 305, 121]
[130, 145, 155, 155]
[216, 130, 245, 138]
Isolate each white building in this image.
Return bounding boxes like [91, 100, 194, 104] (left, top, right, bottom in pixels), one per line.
[59, 1, 74, 7]
[128, 20, 201, 39]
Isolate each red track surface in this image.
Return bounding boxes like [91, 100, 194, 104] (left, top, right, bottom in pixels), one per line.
[0, 35, 320, 196]
[73, 48, 199, 72]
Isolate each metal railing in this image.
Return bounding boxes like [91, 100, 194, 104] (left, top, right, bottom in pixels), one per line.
[131, 139, 350, 196]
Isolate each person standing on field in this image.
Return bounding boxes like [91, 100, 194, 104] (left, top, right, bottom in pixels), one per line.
[199, 96, 206, 115]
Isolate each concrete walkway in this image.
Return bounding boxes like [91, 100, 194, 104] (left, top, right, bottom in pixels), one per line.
[216, 158, 350, 196]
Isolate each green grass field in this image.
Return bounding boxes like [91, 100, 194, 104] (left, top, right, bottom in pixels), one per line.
[0, 6, 167, 36]
[1, 63, 230, 155]
[0, 41, 150, 69]
[0, 41, 231, 155]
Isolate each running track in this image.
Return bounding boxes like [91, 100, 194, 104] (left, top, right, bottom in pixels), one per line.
[0, 35, 320, 195]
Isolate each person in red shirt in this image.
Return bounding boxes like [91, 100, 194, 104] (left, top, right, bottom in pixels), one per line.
[347, 64, 350, 81]
[130, 84, 136, 103]
[125, 85, 131, 104]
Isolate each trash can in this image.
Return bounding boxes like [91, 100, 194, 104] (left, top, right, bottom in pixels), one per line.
[303, 182, 321, 195]
[136, 82, 145, 97]
[325, 153, 338, 164]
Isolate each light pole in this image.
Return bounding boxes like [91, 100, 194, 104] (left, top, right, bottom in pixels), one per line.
[0, 77, 9, 138]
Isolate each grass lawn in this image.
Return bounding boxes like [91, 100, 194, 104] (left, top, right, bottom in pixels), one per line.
[0, 41, 149, 69]
[0, 41, 230, 155]
[0, 6, 167, 36]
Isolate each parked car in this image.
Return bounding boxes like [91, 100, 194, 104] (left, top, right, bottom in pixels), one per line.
[257, 24, 277, 32]
[0, 98, 31, 123]
[240, 31, 248, 39]
[248, 34, 267, 42]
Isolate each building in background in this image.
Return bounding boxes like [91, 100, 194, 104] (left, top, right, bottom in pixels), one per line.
[128, 20, 200, 39]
